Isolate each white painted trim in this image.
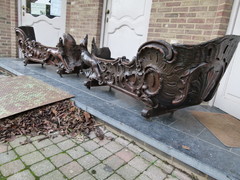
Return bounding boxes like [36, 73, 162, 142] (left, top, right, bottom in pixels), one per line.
[209, 0, 240, 106]
[100, 0, 108, 47]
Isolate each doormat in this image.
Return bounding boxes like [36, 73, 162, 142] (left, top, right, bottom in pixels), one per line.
[0, 76, 74, 119]
[191, 111, 240, 147]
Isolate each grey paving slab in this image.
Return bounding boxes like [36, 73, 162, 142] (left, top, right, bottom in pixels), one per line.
[0, 143, 10, 153]
[0, 150, 17, 165]
[104, 141, 123, 153]
[72, 171, 96, 180]
[57, 139, 76, 151]
[30, 160, 55, 177]
[103, 155, 125, 170]
[50, 153, 72, 168]
[106, 173, 124, 180]
[155, 159, 174, 174]
[66, 146, 87, 159]
[0, 159, 25, 177]
[90, 163, 114, 180]
[32, 139, 53, 149]
[81, 140, 100, 152]
[129, 156, 150, 172]
[143, 165, 167, 180]
[40, 144, 62, 157]
[7, 170, 35, 180]
[21, 151, 45, 165]
[59, 161, 83, 179]
[40, 170, 66, 180]
[92, 147, 112, 160]
[9, 136, 27, 148]
[116, 164, 140, 180]
[15, 144, 36, 156]
[77, 154, 100, 170]
[1, 58, 240, 180]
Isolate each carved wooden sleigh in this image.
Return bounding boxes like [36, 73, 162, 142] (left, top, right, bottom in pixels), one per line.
[80, 35, 240, 118]
[15, 26, 110, 77]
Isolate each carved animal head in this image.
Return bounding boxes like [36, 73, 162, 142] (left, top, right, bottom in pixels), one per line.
[80, 34, 88, 50]
[63, 33, 76, 49]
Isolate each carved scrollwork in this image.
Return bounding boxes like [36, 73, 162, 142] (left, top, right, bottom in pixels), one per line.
[82, 35, 240, 117]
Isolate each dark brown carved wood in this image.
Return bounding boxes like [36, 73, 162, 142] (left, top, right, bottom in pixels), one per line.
[81, 35, 240, 118]
[15, 27, 110, 77]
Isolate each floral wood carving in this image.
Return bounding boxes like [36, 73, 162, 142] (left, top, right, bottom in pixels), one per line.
[81, 35, 240, 117]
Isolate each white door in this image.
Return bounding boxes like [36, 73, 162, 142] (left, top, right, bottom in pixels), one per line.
[214, 2, 240, 119]
[102, 0, 152, 59]
[19, 0, 66, 47]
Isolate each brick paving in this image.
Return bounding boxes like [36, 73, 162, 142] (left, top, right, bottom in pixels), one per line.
[0, 130, 199, 180]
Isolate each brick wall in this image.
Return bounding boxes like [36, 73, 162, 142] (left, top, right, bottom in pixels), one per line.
[0, 0, 18, 57]
[65, 0, 103, 49]
[148, 0, 233, 44]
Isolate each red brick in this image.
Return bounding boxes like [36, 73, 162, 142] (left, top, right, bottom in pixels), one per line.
[166, 2, 181, 7]
[187, 19, 205, 23]
[189, 6, 208, 11]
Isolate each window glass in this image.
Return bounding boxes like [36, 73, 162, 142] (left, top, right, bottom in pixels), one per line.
[26, 0, 62, 18]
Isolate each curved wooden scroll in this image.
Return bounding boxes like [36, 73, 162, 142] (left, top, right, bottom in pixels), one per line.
[82, 35, 240, 117]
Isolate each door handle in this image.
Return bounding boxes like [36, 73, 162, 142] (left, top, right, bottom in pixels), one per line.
[22, 5, 25, 10]
[106, 9, 110, 14]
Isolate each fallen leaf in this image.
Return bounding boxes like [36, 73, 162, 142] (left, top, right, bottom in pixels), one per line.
[182, 145, 190, 150]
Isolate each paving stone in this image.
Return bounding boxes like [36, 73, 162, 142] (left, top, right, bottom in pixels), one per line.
[103, 155, 125, 170]
[92, 147, 112, 160]
[104, 141, 123, 153]
[135, 173, 152, 180]
[9, 136, 27, 148]
[7, 170, 35, 180]
[40, 144, 62, 157]
[127, 143, 143, 155]
[30, 160, 55, 177]
[105, 132, 117, 139]
[15, 144, 36, 156]
[116, 164, 140, 180]
[50, 135, 68, 143]
[40, 170, 66, 180]
[21, 151, 45, 165]
[0, 143, 10, 153]
[172, 169, 192, 180]
[72, 171, 96, 180]
[115, 148, 135, 162]
[88, 131, 97, 139]
[0, 150, 17, 165]
[57, 139, 76, 151]
[115, 137, 130, 146]
[94, 137, 111, 146]
[165, 174, 179, 180]
[81, 140, 100, 152]
[140, 151, 157, 163]
[90, 163, 113, 180]
[129, 156, 150, 172]
[33, 139, 53, 149]
[50, 153, 72, 167]
[67, 146, 87, 159]
[143, 165, 167, 180]
[59, 161, 83, 179]
[0, 160, 25, 177]
[77, 154, 100, 170]
[106, 173, 124, 180]
[31, 135, 46, 141]
[155, 159, 174, 174]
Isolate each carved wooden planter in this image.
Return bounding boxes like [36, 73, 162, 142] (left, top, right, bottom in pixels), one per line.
[81, 35, 240, 117]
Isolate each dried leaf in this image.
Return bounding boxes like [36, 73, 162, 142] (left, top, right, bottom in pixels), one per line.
[182, 145, 190, 150]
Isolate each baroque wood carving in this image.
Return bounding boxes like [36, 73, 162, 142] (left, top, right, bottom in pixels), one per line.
[81, 35, 240, 117]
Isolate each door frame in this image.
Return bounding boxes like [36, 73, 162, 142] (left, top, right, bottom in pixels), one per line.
[100, 0, 108, 47]
[211, 0, 240, 107]
[209, 0, 240, 106]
